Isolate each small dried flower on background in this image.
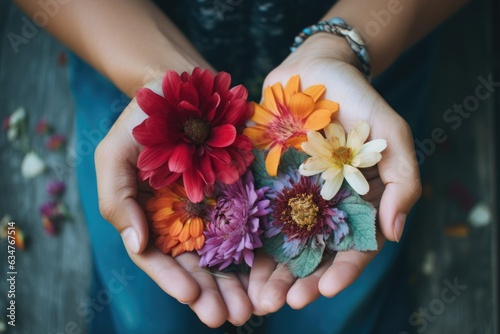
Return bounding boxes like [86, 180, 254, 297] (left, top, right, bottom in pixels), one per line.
[46, 134, 66, 151]
[46, 180, 66, 197]
[36, 119, 53, 135]
[0, 215, 26, 250]
[39, 201, 69, 235]
[21, 152, 46, 178]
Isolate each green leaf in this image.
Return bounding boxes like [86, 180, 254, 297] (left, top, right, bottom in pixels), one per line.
[287, 241, 325, 278]
[335, 186, 378, 251]
[262, 233, 289, 263]
[251, 149, 275, 188]
[278, 148, 309, 174]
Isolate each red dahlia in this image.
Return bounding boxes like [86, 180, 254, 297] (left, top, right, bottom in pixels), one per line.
[133, 68, 254, 202]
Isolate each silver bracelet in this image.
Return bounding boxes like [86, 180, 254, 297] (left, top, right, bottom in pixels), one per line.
[291, 17, 371, 81]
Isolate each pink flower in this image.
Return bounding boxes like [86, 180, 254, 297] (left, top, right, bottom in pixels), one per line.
[133, 67, 254, 203]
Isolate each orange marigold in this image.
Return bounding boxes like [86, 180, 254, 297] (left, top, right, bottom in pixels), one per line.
[147, 182, 213, 257]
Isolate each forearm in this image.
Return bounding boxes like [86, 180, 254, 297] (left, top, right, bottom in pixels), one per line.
[322, 0, 470, 75]
[15, 0, 211, 95]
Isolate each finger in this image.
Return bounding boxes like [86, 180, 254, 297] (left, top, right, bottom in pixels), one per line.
[286, 252, 335, 309]
[376, 117, 422, 242]
[95, 103, 149, 254]
[257, 263, 296, 314]
[214, 272, 253, 326]
[318, 236, 384, 297]
[248, 252, 277, 315]
[127, 245, 200, 303]
[173, 254, 229, 328]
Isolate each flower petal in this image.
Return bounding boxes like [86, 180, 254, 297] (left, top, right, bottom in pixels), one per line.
[289, 92, 314, 119]
[303, 108, 333, 131]
[229, 84, 248, 100]
[344, 164, 369, 195]
[148, 166, 180, 189]
[346, 122, 370, 155]
[206, 124, 236, 147]
[314, 99, 339, 112]
[324, 122, 346, 148]
[197, 153, 216, 185]
[168, 143, 195, 173]
[137, 146, 174, 171]
[265, 144, 283, 177]
[321, 172, 344, 200]
[285, 134, 306, 150]
[183, 167, 205, 203]
[190, 216, 204, 238]
[170, 220, 183, 237]
[162, 70, 181, 106]
[351, 152, 382, 168]
[302, 131, 331, 158]
[303, 84, 325, 102]
[321, 165, 342, 180]
[299, 157, 332, 176]
[179, 82, 199, 107]
[262, 85, 278, 114]
[214, 71, 231, 93]
[360, 139, 387, 154]
[191, 68, 214, 105]
[251, 103, 275, 126]
[271, 82, 285, 106]
[243, 126, 271, 149]
[136, 88, 169, 116]
[284, 75, 300, 106]
[178, 221, 191, 242]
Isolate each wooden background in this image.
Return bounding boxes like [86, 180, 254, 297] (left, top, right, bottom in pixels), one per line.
[0, 0, 497, 333]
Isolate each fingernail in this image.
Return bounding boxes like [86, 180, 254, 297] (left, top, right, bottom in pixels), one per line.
[393, 213, 406, 243]
[122, 227, 140, 254]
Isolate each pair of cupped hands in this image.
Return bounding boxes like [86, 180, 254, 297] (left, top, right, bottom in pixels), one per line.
[94, 35, 421, 327]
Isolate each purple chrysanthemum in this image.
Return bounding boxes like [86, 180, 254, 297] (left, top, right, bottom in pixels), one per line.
[198, 171, 270, 270]
[265, 171, 350, 258]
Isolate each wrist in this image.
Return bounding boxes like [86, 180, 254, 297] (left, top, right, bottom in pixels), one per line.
[298, 33, 360, 68]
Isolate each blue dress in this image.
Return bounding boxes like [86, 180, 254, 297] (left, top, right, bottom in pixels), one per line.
[68, 1, 436, 333]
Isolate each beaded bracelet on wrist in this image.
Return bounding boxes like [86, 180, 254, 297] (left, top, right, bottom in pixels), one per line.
[291, 17, 371, 81]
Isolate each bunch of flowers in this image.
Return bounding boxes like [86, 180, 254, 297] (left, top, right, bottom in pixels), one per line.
[134, 68, 386, 277]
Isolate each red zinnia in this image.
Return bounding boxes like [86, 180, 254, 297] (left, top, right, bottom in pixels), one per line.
[133, 68, 254, 202]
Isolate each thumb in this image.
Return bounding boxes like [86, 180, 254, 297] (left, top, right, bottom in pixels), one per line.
[377, 121, 422, 242]
[95, 102, 149, 254]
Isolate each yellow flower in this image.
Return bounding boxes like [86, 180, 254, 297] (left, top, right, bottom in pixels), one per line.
[243, 75, 339, 176]
[299, 122, 387, 200]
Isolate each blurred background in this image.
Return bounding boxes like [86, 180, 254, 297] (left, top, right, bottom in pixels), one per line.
[0, 0, 498, 333]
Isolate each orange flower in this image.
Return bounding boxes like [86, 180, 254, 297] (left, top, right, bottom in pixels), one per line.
[243, 75, 339, 176]
[147, 182, 213, 257]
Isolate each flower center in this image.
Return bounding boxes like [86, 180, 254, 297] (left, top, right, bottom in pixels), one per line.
[185, 201, 206, 217]
[184, 118, 210, 144]
[287, 193, 319, 229]
[269, 112, 303, 144]
[332, 146, 353, 165]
